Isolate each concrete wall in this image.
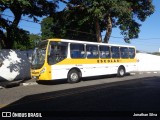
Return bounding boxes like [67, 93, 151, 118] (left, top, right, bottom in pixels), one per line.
[0, 49, 33, 82]
[136, 53, 160, 72]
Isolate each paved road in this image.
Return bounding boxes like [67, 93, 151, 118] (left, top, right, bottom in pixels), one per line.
[0, 73, 160, 119]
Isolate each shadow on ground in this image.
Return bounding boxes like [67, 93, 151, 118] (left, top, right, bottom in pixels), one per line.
[1, 76, 160, 119]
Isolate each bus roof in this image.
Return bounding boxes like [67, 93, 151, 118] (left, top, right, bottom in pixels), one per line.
[47, 38, 136, 48]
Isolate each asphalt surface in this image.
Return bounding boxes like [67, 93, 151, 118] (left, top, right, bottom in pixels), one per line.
[0, 73, 160, 119]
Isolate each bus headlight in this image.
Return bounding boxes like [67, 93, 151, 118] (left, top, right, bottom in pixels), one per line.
[40, 67, 46, 75]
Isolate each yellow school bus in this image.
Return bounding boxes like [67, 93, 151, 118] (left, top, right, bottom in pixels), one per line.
[31, 38, 137, 83]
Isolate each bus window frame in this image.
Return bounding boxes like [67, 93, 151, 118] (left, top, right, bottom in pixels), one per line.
[70, 43, 86, 59]
[86, 44, 99, 59]
[111, 46, 120, 59]
[99, 45, 111, 59]
[120, 47, 129, 59]
[129, 47, 135, 58]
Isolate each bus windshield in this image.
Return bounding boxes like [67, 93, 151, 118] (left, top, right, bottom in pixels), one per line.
[31, 41, 48, 69]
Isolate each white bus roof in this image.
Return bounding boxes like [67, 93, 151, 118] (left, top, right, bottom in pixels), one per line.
[47, 38, 136, 48]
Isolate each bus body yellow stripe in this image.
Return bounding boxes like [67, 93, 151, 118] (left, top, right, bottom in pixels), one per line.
[56, 58, 137, 65]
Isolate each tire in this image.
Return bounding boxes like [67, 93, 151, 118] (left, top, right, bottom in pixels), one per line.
[67, 69, 80, 83]
[117, 66, 125, 77]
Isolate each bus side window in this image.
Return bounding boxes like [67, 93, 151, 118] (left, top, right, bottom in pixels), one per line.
[111, 46, 120, 58]
[99, 46, 111, 58]
[120, 47, 129, 58]
[86, 45, 99, 58]
[129, 48, 135, 58]
[70, 43, 85, 58]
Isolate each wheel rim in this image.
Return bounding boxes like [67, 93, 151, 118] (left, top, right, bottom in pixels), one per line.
[70, 73, 78, 81]
[119, 69, 124, 76]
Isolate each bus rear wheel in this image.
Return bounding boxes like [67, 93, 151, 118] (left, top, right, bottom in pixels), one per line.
[117, 66, 125, 77]
[67, 69, 80, 83]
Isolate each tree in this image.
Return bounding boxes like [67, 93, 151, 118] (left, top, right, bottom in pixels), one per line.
[0, 28, 31, 50]
[151, 52, 160, 56]
[41, 17, 55, 40]
[59, 0, 154, 43]
[12, 28, 30, 50]
[41, 10, 97, 42]
[0, 0, 57, 49]
[29, 33, 41, 48]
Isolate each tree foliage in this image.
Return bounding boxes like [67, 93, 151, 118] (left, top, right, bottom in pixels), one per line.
[50, 0, 154, 43]
[0, 0, 57, 49]
[151, 52, 160, 56]
[12, 28, 30, 50]
[41, 10, 97, 42]
[0, 0, 155, 49]
[29, 33, 41, 48]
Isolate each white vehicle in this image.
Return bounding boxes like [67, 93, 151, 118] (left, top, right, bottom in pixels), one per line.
[31, 38, 137, 83]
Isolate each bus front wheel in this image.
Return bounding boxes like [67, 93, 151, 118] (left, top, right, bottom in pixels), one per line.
[67, 69, 80, 83]
[117, 66, 125, 77]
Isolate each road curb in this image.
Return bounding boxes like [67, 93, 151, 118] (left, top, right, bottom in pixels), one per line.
[137, 71, 160, 74]
[0, 79, 36, 89]
[22, 82, 38, 86]
[0, 81, 21, 89]
[0, 86, 4, 89]
[0, 81, 38, 89]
